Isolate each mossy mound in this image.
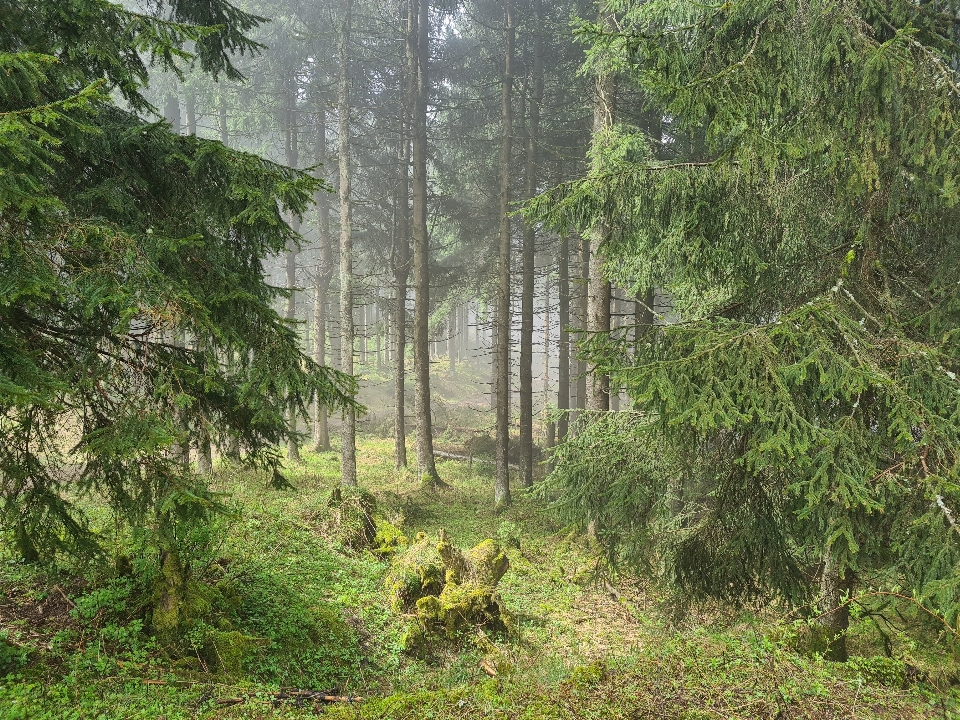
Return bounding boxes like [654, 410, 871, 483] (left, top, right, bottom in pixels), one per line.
[319, 487, 408, 558]
[325, 487, 378, 550]
[385, 532, 445, 612]
[392, 529, 512, 653]
[151, 551, 220, 647]
[372, 517, 409, 558]
[200, 629, 269, 675]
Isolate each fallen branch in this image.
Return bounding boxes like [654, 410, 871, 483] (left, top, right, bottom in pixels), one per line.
[434, 450, 518, 470]
[53, 585, 76, 608]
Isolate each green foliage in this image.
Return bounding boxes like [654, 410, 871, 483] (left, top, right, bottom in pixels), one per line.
[0, 634, 27, 676]
[0, 441, 956, 717]
[531, 0, 960, 626]
[0, 0, 358, 561]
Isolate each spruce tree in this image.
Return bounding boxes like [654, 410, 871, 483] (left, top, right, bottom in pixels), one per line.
[0, 0, 357, 560]
[531, 0, 960, 660]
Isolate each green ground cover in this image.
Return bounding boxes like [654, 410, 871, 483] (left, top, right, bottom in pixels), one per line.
[1, 435, 958, 719]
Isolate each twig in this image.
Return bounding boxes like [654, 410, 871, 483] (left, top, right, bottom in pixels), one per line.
[53, 585, 76, 608]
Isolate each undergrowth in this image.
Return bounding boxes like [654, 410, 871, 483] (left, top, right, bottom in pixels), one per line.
[1, 435, 958, 719]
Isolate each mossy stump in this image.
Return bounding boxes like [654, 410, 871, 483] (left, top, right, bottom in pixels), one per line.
[388, 529, 512, 653]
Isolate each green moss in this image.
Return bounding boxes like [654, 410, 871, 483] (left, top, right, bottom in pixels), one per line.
[385, 535, 445, 612]
[150, 551, 220, 647]
[372, 517, 408, 558]
[563, 661, 609, 690]
[466, 539, 510, 587]
[397, 532, 513, 652]
[201, 629, 267, 676]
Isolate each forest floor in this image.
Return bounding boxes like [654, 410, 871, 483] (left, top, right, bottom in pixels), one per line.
[2, 384, 960, 718]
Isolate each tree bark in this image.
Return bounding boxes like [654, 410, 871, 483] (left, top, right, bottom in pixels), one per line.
[219, 95, 228, 145]
[411, 0, 441, 485]
[163, 94, 181, 134]
[586, 33, 614, 414]
[557, 233, 570, 441]
[518, 0, 543, 489]
[338, 0, 357, 487]
[285, 85, 302, 464]
[393, 92, 410, 469]
[818, 552, 853, 661]
[313, 105, 333, 452]
[448, 307, 456, 373]
[495, 0, 516, 510]
[184, 91, 197, 136]
[574, 235, 588, 422]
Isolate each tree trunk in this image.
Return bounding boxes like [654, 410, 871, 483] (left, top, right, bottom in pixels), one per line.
[490, 310, 498, 410]
[557, 233, 570, 441]
[410, 0, 441, 485]
[285, 87, 302, 464]
[338, 0, 357, 487]
[817, 552, 853, 661]
[542, 260, 550, 417]
[495, 0, 515, 510]
[574, 235, 588, 421]
[185, 91, 197, 136]
[219, 95, 229, 145]
[163, 95, 181, 134]
[314, 106, 333, 452]
[448, 307, 456, 373]
[518, 0, 543, 490]
[393, 69, 410, 468]
[586, 39, 614, 413]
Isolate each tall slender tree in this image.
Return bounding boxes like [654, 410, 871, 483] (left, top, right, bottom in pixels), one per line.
[338, 0, 358, 487]
[494, 0, 516, 509]
[313, 104, 334, 452]
[411, 0, 442, 485]
[518, 0, 544, 488]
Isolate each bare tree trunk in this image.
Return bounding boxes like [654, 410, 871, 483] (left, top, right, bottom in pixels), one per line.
[519, 0, 543, 489]
[586, 38, 614, 413]
[185, 91, 197, 136]
[393, 100, 410, 469]
[313, 106, 333, 452]
[495, 0, 515, 510]
[557, 233, 570, 441]
[448, 307, 456, 373]
[574, 235, 588, 422]
[164, 94, 181, 134]
[490, 310, 498, 410]
[817, 552, 853, 661]
[376, 301, 383, 371]
[410, 0, 441, 485]
[219, 95, 228, 145]
[285, 85, 302, 464]
[338, 0, 357, 487]
[543, 263, 550, 414]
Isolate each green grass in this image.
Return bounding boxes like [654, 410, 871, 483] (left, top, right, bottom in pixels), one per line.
[1, 435, 959, 719]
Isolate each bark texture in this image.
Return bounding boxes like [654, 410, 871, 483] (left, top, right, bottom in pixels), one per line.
[313, 107, 333, 452]
[557, 233, 570, 441]
[518, 0, 543, 489]
[494, 0, 515, 510]
[411, 0, 441, 485]
[338, 0, 357, 487]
